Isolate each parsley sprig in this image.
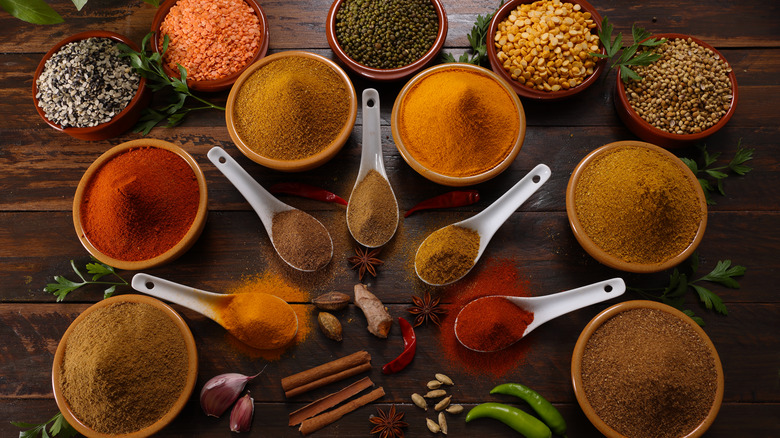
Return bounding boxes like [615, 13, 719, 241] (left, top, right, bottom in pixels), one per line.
[119, 32, 225, 135]
[590, 17, 665, 81]
[628, 252, 746, 326]
[12, 412, 76, 438]
[44, 259, 128, 302]
[682, 141, 755, 205]
[442, 1, 504, 66]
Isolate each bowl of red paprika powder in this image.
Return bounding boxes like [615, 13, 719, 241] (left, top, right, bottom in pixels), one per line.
[73, 139, 208, 270]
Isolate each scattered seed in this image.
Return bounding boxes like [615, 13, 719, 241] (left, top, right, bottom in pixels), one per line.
[312, 291, 351, 311]
[424, 389, 447, 398]
[435, 373, 454, 386]
[438, 412, 448, 435]
[427, 380, 442, 389]
[411, 393, 428, 411]
[434, 395, 452, 411]
[445, 404, 463, 414]
[317, 312, 343, 341]
[426, 418, 441, 433]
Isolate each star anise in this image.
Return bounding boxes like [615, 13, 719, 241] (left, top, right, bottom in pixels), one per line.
[347, 246, 384, 280]
[408, 291, 447, 327]
[369, 405, 407, 438]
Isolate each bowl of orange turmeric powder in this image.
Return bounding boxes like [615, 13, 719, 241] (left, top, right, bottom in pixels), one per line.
[391, 63, 526, 186]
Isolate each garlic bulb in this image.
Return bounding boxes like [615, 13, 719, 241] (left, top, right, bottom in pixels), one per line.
[200, 370, 262, 417]
[230, 393, 254, 433]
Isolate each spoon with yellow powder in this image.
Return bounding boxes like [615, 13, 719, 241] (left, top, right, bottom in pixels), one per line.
[415, 164, 551, 286]
[208, 146, 333, 271]
[346, 88, 399, 248]
[131, 273, 298, 350]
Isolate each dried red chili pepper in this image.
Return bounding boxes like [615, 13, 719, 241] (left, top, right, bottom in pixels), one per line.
[404, 190, 480, 217]
[268, 182, 348, 206]
[382, 317, 416, 375]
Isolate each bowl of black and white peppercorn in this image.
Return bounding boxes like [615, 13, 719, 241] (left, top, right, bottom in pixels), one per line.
[33, 31, 151, 141]
[614, 33, 738, 149]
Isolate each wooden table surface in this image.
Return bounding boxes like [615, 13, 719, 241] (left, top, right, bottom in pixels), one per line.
[1, 0, 778, 436]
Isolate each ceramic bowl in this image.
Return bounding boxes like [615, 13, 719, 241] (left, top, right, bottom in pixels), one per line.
[571, 300, 724, 438]
[32, 31, 151, 141]
[73, 139, 208, 270]
[52, 294, 198, 438]
[225, 51, 358, 172]
[391, 63, 526, 186]
[487, 0, 606, 101]
[326, 0, 448, 81]
[614, 33, 738, 149]
[151, 0, 270, 92]
[565, 140, 707, 273]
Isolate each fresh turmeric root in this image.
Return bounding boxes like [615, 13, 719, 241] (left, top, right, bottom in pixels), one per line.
[354, 283, 392, 338]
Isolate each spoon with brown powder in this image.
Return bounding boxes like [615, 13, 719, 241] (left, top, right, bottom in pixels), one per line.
[131, 273, 298, 350]
[207, 147, 333, 271]
[346, 88, 399, 248]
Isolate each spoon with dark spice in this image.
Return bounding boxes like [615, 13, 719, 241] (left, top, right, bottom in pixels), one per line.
[414, 164, 551, 286]
[346, 88, 399, 248]
[454, 278, 625, 352]
[208, 147, 333, 271]
[131, 273, 298, 350]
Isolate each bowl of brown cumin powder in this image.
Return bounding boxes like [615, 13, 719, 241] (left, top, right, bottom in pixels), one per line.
[571, 300, 724, 438]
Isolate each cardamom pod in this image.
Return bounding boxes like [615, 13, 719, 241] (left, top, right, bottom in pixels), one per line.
[445, 404, 463, 414]
[427, 380, 442, 389]
[434, 395, 452, 411]
[426, 418, 441, 433]
[424, 389, 447, 398]
[438, 411, 448, 435]
[317, 312, 343, 341]
[411, 393, 427, 411]
[435, 373, 454, 386]
[312, 291, 350, 311]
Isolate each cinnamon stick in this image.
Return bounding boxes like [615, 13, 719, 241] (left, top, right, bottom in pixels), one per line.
[281, 350, 371, 397]
[288, 377, 374, 426]
[285, 362, 372, 398]
[298, 387, 385, 436]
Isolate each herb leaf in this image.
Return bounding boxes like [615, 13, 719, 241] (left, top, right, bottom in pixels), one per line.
[43, 259, 128, 301]
[691, 284, 728, 315]
[12, 413, 76, 438]
[0, 0, 64, 24]
[591, 17, 665, 81]
[442, 1, 504, 66]
[684, 141, 755, 204]
[71, 0, 87, 11]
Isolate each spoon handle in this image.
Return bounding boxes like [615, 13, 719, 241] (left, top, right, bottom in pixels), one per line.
[527, 278, 626, 327]
[131, 273, 222, 322]
[358, 88, 385, 179]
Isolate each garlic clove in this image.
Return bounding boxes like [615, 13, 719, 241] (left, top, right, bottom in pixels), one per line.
[200, 370, 262, 417]
[230, 393, 254, 433]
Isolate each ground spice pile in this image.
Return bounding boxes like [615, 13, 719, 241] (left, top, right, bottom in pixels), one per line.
[456, 296, 534, 352]
[574, 145, 702, 264]
[60, 302, 189, 434]
[347, 170, 398, 247]
[271, 209, 332, 271]
[415, 225, 479, 285]
[581, 308, 718, 438]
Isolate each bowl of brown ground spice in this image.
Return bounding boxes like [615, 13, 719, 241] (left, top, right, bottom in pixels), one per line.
[571, 300, 724, 438]
[566, 140, 707, 273]
[52, 294, 198, 437]
[614, 34, 738, 149]
[226, 51, 358, 172]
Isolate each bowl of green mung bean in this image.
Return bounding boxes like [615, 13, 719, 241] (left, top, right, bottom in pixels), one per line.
[326, 0, 448, 81]
[614, 33, 738, 149]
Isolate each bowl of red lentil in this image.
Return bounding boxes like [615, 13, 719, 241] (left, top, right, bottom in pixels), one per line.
[72, 139, 209, 271]
[326, 0, 448, 82]
[151, 0, 270, 92]
[486, 0, 606, 100]
[565, 141, 707, 273]
[571, 300, 724, 438]
[225, 51, 358, 172]
[614, 34, 738, 149]
[32, 30, 151, 141]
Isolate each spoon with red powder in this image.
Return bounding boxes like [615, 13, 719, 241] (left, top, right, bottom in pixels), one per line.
[454, 278, 625, 352]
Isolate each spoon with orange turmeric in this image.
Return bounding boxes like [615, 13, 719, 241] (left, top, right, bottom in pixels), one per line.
[131, 273, 298, 350]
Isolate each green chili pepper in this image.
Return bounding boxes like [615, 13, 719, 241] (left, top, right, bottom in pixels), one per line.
[490, 383, 567, 437]
[465, 402, 552, 438]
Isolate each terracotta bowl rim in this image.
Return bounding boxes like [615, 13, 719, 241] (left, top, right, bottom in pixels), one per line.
[32, 30, 149, 140]
[150, 0, 270, 92]
[486, 0, 607, 101]
[614, 33, 738, 148]
[565, 140, 707, 273]
[390, 62, 526, 187]
[571, 300, 725, 438]
[72, 139, 209, 270]
[225, 50, 358, 172]
[325, 0, 449, 82]
[52, 294, 199, 438]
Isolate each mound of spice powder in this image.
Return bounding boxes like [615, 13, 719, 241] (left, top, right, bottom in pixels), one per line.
[581, 308, 718, 438]
[233, 56, 351, 160]
[80, 147, 200, 262]
[456, 296, 534, 352]
[415, 225, 479, 285]
[160, 0, 261, 81]
[347, 170, 398, 247]
[60, 301, 189, 434]
[271, 209, 332, 271]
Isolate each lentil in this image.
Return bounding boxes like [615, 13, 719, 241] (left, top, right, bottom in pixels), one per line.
[624, 38, 733, 134]
[581, 308, 718, 438]
[335, 0, 439, 69]
[36, 37, 139, 128]
[415, 225, 480, 285]
[494, 0, 600, 92]
[160, 0, 261, 81]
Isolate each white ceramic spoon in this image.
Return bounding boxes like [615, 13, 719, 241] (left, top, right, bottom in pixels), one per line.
[346, 88, 399, 248]
[131, 273, 298, 350]
[415, 164, 551, 286]
[455, 277, 626, 352]
[207, 146, 333, 271]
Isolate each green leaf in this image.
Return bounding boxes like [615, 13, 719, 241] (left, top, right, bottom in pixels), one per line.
[104, 285, 116, 299]
[142, 0, 160, 6]
[690, 251, 700, 274]
[10, 422, 39, 428]
[683, 309, 705, 326]
[619, 65, 642, 82]
[631, 23, 652, 44]
[692, 285, 728, 315]
[728, 145, 754, 175]
[441, 52, 457, 63]
[0, 0, 64, 24]
[70, 0, 87, 11]
[49, 413, 76, 438]
[705, 169, 729, 180]
[639, 37, 666, 47]
[681, 157, 698, 174]
[697, 260, 746, 288]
